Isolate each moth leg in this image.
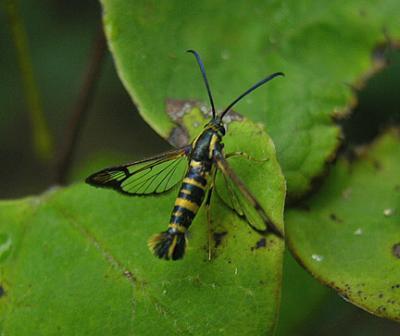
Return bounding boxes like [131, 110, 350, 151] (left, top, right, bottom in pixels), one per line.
[225, 151, 268, 163]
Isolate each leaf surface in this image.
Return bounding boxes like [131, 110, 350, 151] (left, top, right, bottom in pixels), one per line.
[101, 0, 400, 197]
[0, 117, 285, 335]
[286, 130, 400, 321]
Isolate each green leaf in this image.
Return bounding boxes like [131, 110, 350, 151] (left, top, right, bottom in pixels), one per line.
[0, 118, 285, 334]
[100, 0, 400, 198]
[285, 129, 400, 321]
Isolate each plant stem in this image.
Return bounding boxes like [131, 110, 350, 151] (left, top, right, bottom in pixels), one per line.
[4, 0, 53, 161]
[55, 28, 107, 185]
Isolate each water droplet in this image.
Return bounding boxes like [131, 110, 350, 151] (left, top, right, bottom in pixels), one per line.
[220, 50, 230, 60]
[0, 234, 12, 262]
[342, 188, 352, 199]
[354, 228, 363, 235]
[383, 208, 394, 217]
[311, 254, 324, 262]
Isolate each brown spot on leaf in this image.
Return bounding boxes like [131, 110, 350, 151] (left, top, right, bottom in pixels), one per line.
[0, 285, 5, 298]
[392, 243, 400, 259]
[372, 159, 383, 171]
[386, 244, 400, 261]
[329, 213, 343, 223]
[213, 231, 228, 248]
[168, 126, 189, 148]
[377, 305, 387, 313]
[166, 98, 243, 147]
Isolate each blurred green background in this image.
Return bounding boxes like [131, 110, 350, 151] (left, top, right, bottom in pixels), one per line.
[0, 1, 399, 334]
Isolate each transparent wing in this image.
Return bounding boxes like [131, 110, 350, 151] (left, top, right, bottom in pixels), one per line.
[214, 151, 283, 237]
[86, 146, 191, 196]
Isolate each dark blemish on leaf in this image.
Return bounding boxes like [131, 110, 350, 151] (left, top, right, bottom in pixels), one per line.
[0, 285, 5, 298]
[213, 231, 228, 248]
[251, 238, 266, 251]
[256, 238, 266, 249]
[123, 270, 136, 282]
[372, 159, 382, 171]
[379, 293, 384, 298]
[372, 43, 391, 68]
[377, 305, 387, 313]
[329, 213, 343, 223]
[392, 243, 400, 259]
[391, 284, 400, 289]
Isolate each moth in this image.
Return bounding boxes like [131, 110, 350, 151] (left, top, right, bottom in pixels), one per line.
[86, 50, 284, 260]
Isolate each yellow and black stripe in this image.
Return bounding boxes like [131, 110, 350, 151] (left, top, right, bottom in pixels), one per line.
[148, 123, 224, 260]
[148, 158, 213, 260]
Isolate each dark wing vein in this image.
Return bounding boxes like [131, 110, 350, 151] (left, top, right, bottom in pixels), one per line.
[86, 146, 190, 196]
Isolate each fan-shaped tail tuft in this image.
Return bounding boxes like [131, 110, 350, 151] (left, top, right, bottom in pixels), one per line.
[148, 230, 187, 260]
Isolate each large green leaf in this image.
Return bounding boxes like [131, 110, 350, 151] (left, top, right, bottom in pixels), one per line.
[0, 118, 285, 334]
[286, 130, 400, 321]
[100, 0, 400, 198]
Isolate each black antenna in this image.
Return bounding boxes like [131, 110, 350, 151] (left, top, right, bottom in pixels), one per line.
[187, 50, 216, 118]
[220, 72, 284, 120]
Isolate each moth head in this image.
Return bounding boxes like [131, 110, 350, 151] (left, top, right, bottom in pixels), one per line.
[205, 118, 226, 136]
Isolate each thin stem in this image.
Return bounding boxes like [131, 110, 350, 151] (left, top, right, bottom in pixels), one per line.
[55, 28, 107, 185]
[4, 0, 53, 161]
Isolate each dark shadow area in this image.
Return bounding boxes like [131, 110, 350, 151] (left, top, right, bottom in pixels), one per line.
[340, 47, 400, 147]
[0, 0, 167, 198]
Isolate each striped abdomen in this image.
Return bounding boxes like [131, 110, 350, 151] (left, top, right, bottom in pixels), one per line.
[148, 159, 211, 260]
